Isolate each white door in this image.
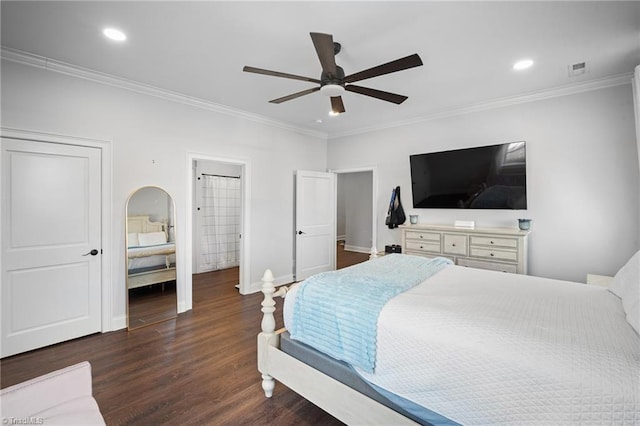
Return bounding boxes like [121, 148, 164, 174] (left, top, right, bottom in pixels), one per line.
[1, 138, 102, 358]
[295, 170, 335, 281]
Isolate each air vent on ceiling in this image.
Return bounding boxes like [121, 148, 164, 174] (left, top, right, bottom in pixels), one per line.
[568, 61, 589, 77]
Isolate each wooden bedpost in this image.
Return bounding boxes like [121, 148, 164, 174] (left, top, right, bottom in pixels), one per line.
[261, 269, 277, 334]
[259, 269, 287, 397]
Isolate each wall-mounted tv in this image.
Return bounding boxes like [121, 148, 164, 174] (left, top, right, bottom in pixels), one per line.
[409, 141, 527, 209]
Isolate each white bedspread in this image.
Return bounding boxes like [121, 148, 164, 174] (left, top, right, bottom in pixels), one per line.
[285, 265, 640, 424]
[127, 243, 175, 259]
[355, 266, 640, 425]
[127, 243, 175, 270]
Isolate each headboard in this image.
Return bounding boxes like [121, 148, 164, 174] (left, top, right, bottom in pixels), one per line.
[127, 215, 167, 235]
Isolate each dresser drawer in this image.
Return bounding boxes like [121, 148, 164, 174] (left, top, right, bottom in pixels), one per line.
[405, 231, 441, 242]
[443, 234, 468, 256]
[457, 258, 518, 273]
[406, 240, 441, 253]
[470, 247, 518, 262]
[469, 235, 518, 249]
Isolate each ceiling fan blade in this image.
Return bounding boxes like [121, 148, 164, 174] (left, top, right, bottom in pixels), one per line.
[344, 54, 423, 83]
[330, 96, 345, 114]
[269, 87, 320, 104]
[345, 85, 408, 104]
[243, 66, 320, 84]
[310, 32, 337, 77]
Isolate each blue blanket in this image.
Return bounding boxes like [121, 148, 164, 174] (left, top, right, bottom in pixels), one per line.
[290, 254, 452, 372]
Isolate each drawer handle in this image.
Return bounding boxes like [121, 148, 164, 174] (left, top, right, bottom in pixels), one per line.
[490, 241, 494, 244]
[419, 235, 423, 239]
[452, 243, 456, 247]
[490, 253, 494, 257]
[420, 245, 424, 249]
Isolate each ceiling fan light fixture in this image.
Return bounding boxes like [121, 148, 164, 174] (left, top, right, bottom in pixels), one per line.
[513, 59, 534, 71]
[320, 84, 345, 97]
[103, 27, 127, 42]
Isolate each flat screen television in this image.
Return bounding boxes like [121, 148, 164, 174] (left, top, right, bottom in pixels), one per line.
[409, 141, 527, 209]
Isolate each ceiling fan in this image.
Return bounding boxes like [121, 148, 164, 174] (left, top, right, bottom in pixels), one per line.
[243, 32, 423, 114]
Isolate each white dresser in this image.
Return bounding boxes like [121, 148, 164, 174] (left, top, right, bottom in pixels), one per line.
[400, 224, 529, 274]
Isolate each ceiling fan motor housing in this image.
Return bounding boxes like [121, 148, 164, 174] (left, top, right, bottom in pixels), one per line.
[321, 65, 345, 87]
[320, 65, 346, 96]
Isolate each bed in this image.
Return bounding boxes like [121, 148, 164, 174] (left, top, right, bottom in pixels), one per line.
[126, 215, 176, 289]
[258, 251, 640, 425]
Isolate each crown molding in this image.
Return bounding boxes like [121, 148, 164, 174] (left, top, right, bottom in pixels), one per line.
[1, 47, 328, 140]
[329, 72, 633, 139]
[3, 46, 632, 142]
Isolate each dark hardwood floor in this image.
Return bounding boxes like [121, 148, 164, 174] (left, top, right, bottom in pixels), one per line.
[336, 240, 371, 270]
[0, 244, 370, 425]
[128, 281, 177, 329]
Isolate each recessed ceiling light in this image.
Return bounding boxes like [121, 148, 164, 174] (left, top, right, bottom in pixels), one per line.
[513, 59, 534, 71]
[103, 28, 127, 42]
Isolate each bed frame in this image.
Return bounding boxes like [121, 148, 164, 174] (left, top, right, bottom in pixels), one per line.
[126, 215, 176, 290]
[258, 269, 418, 425]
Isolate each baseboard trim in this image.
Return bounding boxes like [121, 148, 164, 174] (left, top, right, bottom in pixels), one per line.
[344, 245, 371, 254]
[112, 315, 127, 331]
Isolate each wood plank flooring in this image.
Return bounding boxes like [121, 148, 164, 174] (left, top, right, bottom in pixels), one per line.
[336, 241, 371, 270]
[128, 281, 177, 329]
[1, 244, 370, 425]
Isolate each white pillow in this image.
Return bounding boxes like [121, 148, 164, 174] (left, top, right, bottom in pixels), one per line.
[138, 231, 167, 246]
[609, 250, 640, 334]
[127, 233, 139, 247]
[625, 297, 639, 336]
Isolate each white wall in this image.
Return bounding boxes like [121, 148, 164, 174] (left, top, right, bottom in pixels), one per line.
[328, 84, 640, 282]
[1, 59, 327, 328]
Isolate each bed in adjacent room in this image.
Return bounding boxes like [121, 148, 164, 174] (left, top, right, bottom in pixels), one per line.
[258, 251, 640, 425]
[126, 215, 176, 289]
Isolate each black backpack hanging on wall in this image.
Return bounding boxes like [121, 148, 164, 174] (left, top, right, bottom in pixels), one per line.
[385, 188, 396, 226]
[386, 186, 406, 229]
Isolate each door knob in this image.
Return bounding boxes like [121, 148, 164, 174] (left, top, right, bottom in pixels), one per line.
[297, 230, 306, 235]
[83, 249, 99, 256]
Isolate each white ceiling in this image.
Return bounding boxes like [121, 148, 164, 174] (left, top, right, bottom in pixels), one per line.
[2, 1, 639, 138]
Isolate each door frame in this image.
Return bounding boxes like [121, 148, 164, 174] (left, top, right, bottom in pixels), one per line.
[186, 152, 251, 299]
[329, 166, 378, 257]
[0, 127, 114, 332]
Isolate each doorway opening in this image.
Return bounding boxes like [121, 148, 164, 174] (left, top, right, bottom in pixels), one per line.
[333, 167, 378, 261]
[193, 161, 242, 276]
[186, 154, 250, 302]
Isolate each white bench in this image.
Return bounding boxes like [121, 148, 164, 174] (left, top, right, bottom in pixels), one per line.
[1, 361, 105, 425]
